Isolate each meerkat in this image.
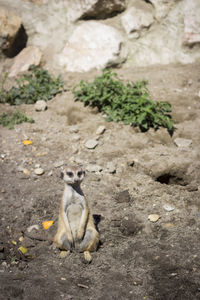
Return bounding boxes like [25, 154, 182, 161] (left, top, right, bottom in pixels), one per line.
[54, 165, 99, 262]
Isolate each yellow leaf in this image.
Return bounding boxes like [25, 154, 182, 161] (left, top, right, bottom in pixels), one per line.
[18, 246, 28, 254]
[42, 220, 54, 230]
[11, 240, 17, 245]
[23, 140, 33, 145]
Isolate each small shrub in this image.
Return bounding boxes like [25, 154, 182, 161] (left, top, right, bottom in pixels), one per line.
[0, 65, 64, 105]
[0, 110, 34, 129]
[73, 69, 175, 136]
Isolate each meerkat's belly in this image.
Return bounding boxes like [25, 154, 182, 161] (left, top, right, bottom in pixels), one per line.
[67, 203, 82, 238]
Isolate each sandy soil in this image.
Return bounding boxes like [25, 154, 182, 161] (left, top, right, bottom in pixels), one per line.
[0, 62, 200, 300]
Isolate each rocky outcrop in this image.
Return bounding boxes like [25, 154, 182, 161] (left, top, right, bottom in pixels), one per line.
[0, 7, 27, 57]
[183, 0, 200, 46]
[1, 0, 200, 70]
[121, 1, 154, 38]
[65, 0, 126, 22]
[9, 46, 42, 77]
[58, 21, 125, 72]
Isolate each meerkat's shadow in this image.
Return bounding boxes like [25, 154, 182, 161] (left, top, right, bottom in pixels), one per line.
[93, 214, 103, 248]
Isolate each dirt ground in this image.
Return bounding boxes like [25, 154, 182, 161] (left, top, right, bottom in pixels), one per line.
[0, 62, 200, 300]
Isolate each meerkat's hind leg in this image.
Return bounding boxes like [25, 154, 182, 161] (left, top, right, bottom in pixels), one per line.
[55, 232, 73, 251]
[78, 229, 99, 252]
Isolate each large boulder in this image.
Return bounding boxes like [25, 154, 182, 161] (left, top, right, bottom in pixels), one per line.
[121, 1, 154, 37]
[148, 0, 175, 20]
[66, 0, 126, 22]
[9, 46, 42, 77]
[183, 0, 200, 46]
[58, 21, 126, 72]
[0, 7, 27, 57]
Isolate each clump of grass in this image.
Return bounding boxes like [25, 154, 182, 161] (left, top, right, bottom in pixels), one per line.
[0, 110, 34, 129]
[0, 65, 64, 105]
[73, 69, 175, 136]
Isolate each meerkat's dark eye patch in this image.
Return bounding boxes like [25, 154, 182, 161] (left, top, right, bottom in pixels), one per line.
[67, 171, 74, 177]
[77, 171, 83, 177]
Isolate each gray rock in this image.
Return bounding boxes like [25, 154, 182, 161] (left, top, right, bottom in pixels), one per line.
[54, 161, 64, 168]
[35, 100, 47, 112]
[69, 125, 79, 133]
[96, 125, 106, 135]
[106, 162, 116, 174]
[71, 134, 81, 142]
[183, 0, 200, 46]
[27, 224, 39, 233]
[163, 204, 175, 212]
[58, 21, 125, 72]
[48, 170, 53, 176]
[84, 139, 99, 149]
[121, 4, 154, 36]
[86, 164, 102, 173]
[34, 168, 44, 175]
[174, 138, 192, 148]
[9, 46, 42, 77]
[17, 165, 24, 172]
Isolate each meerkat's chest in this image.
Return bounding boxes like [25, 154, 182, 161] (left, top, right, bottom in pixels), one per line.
[66, 194, 83, 218]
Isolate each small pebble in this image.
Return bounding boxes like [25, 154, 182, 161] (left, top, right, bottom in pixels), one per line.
[27, 225, 39, 233]
[96, 125, 106, 135]
[34, 168, 44, 175]
[23, 168, 30, 176]
[54, 161, 64, 168]
[69, 125, 79, 133]
[174, 138, 192, 148]
[71, 134, 81, 142]
[86, 164, 102, 173]
[188, 79, 193, 85]
[106, 162, 116, 174]
[35, 100, 47, 111]
[148, 214, 160, 223]
[17, 166, 24, 172]
[84, 139, 98, 149]
[163, 204, 175, 212]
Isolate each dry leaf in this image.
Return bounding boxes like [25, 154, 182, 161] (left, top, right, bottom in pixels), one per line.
[42, 220, 54, 230]
[11, 240, 17, 245]
[23, 140, 33, 145]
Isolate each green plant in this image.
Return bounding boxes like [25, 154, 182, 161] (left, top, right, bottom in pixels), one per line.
[0, 110, 34, 129]
[0, 65, 64, 105]
[73, 69, 175, 135]
[0, 72, 8, 101]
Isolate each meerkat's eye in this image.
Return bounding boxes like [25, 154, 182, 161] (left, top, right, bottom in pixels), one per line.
[77, 171, 83, 177]
[67, 171, 73, 178]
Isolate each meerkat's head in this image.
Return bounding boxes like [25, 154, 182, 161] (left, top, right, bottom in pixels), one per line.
[61, 165, 85, 186]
